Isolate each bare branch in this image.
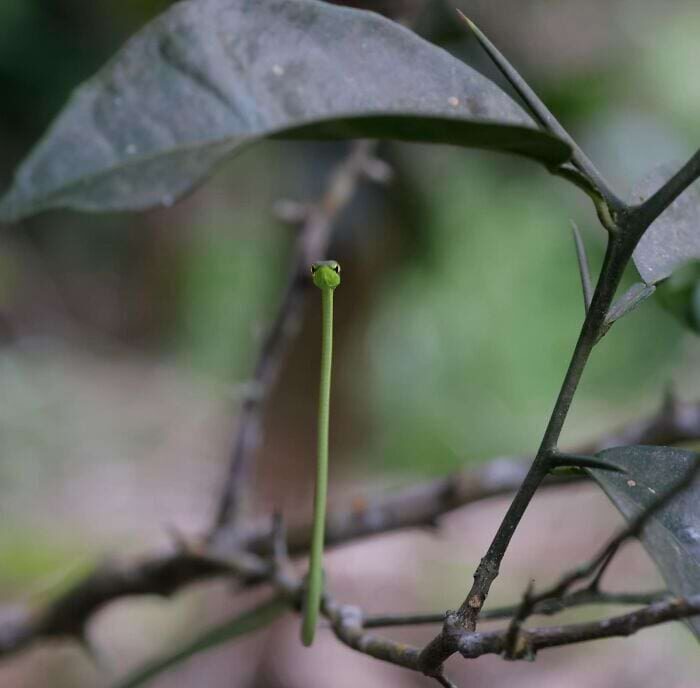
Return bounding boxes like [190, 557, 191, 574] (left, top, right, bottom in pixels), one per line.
[419, 200, 696, 670]
[581, 392, 700, 452]
[521, 456, 700, 613]
[0, 397, 697, 661]
[0, 552, 255, 658]
[239, 395, 700, 561]
[418, 237, 634, 672]
[585, 541, 621, 592]
[362, 589, 667, 628]
[455, 595, 700, 659]
[495, 454, 699, 656]
[327, 601, 422, 671]
[331, 594, 700, 669]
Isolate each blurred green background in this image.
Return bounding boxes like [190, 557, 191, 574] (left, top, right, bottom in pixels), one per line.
[0, 1, 699, 686]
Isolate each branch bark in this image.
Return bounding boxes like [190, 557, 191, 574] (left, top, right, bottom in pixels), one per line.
[419, 147, 700, 675]
[455, 595, 700, 659]
[0, 397, 697, 661]
[328, 593, 700, 671]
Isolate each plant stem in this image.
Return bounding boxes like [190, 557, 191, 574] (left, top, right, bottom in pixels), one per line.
[418, 146, 700, 673]
[629, 149, 700, 238]
[363, 590, 666, 628]
[418, 236, 632, 673]
[571, 221, 593, 311]
[463, 239, 627, 611]
[457, 11, 623, 211]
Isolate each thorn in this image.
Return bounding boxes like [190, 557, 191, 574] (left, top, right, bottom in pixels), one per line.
[455, 8, 620, 209]
[570, 221, 593, 313]
[455, 9, 560, 136]
[272, 199, 310, 224]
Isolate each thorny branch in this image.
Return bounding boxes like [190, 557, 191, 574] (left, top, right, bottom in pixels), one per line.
[454, 594, 700, 659]
[525, 455, 700, 612]
[418, 25, 700, 675]
[233, 524, 699, 686]
[350, 594, 700, 667]
[456, 11, 623, 217]
[234, 393, 700, 561]
[500, 457, 700, 657]
[361, 589, 668, 628]
[0, 397, 697, 661]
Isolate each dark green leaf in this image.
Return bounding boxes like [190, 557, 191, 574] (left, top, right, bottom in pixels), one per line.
[0, 0, 570, 221]
[588, 445, 700, 638]
[632, 162, 700, 285]
[655, 262, 700, 335]
[112, 595, 287, 688]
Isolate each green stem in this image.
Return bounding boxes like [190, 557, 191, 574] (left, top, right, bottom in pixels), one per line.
[302, 286, 334, 646]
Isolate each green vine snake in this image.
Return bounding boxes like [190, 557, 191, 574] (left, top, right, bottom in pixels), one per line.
[301, 259, 341, 646]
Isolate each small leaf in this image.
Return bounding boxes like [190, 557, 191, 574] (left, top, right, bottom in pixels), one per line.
[0, 0, 570, 221]
[596, 282, 656, 341]
[606, 283, 656, 324]
[588, 445, 700, 638]
[112, 596, 287, 688]
[655, 261, 700, 335]
[632, 162, 700, 285]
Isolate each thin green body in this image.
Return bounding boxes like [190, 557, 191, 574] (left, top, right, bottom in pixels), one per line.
[302, 261, 340, 646]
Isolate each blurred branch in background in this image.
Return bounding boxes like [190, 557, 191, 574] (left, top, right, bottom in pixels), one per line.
[211, 140, 383, 537]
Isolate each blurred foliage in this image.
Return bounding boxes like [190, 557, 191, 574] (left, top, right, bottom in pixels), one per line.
[176, 208, 290, 377]
[0, 0, 698, 532]
[366, 152, 686, 475]
[0, 1, 699, 685]
[0, 0, 698, 514]
[636, 7, 700, 140]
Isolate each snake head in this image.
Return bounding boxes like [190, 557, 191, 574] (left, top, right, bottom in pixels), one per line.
[311, 260, 341, 289]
